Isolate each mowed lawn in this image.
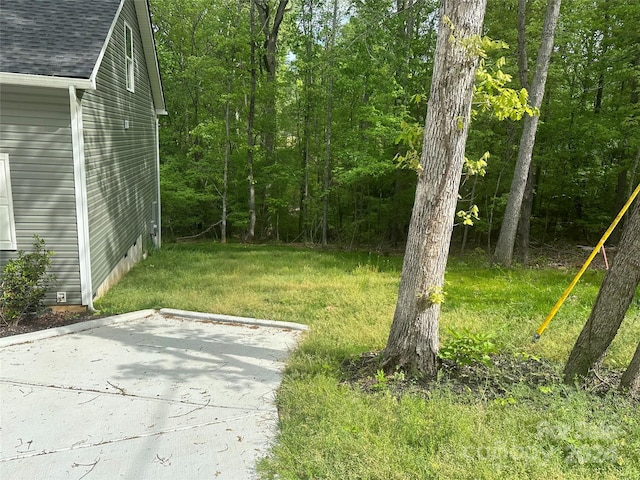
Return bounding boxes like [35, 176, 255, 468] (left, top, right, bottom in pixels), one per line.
[95, 243, 640, 479]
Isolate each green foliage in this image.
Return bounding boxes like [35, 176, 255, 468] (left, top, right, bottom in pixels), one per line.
[371, 368, 406, 392]
[473, 55, 537, 121]
[464, 151, 489, 177]
[0, 236, 55, 325]
[372, 369, 388, 391]
[152, 0, 640, 248]
[456, 204, 480, 226]
[439, 327, 499, 367]
[427, 284, 447, 305]
[394, 120, 424, 172]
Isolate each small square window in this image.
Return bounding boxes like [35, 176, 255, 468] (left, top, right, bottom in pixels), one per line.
[125, 23, 134, 92]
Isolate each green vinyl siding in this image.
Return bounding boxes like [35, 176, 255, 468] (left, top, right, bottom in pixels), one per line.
[0, 85, 83, 304]
[82, 0, 158, 295]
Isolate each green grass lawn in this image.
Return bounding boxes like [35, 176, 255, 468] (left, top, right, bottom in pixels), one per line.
[95, 243, 640, 479]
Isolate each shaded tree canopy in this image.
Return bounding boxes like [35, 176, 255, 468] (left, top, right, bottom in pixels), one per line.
[151, 0, 640, 251]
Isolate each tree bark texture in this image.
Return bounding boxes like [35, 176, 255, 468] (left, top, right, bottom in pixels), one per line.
[516, 161, 535, 264]
[383, 0, 487, 378]
[563, 197, 640, 382]
[493, 0, 561, 267]
[514, 0, 532, 264]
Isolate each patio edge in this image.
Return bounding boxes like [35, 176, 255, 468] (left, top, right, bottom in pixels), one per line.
[159, 308, 310, 332]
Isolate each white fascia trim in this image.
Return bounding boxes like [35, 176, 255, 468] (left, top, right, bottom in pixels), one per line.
[134, 0, 166, 113]
[69, 86, 94, 310]
[89, 0, 126, 86]
[0, 72, 94, 90]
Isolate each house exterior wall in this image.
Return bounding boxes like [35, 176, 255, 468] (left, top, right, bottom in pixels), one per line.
[0, 84, 83, 304]
[82, 0, 159, 298]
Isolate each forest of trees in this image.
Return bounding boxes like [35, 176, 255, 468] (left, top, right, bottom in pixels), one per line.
[152, 0, 640, 254]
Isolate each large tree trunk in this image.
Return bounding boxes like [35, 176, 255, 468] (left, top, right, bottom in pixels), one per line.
[383, 0, 487, 379]
[493, 0, 561, 267]
[563, 197, 640, 382]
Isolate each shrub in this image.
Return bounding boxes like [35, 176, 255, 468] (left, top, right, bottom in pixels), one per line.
[439, 327, 499, 367]
[0, 236, 55, 325]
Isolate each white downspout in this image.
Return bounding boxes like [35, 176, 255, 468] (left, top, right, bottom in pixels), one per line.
[155, 115, 161, 249]
[69, 86, 94, 311]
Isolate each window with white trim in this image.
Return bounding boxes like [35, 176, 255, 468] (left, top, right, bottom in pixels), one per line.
[125, 22, 135, 92]
[0, 153, 17, 250]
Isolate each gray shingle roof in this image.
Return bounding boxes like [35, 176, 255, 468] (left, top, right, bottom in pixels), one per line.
[0, 0, 122, 78]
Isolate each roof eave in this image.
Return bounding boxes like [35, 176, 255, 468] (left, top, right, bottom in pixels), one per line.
[0, 72, 94, 90]
[92, 0, 166, 114]
[134, 0, 166, 114]
[89, 0, 127, 87]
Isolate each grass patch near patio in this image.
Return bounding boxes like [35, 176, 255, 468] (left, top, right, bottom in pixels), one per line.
[95, 243, 640, 479]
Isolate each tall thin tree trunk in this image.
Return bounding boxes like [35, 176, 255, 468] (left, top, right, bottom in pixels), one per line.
[322, 0, 338, 248]
[493, 0, 561, 267]
[222, 100, 230, 243]
[517, 0, 530, 91]
[246, 2, 257, 241]
[516, 160, 534, 263]
[253, 0, 288, 156]
[253, 0, 288, 236]
[563, 198, 640, 382]
[300, 0, 313, 242]
[222, 4, 242, 244]
[383, 0, 487, 378]
[514, 0, 532, 264]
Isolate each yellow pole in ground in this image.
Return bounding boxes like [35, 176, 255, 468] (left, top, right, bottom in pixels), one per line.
[533, 182, 640, 342]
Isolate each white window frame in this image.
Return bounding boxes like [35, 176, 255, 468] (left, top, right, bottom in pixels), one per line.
[0, 153, 17, 251]
[125, 22, 135, 92]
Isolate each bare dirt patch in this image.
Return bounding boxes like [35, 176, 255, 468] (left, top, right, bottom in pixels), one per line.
[342, 351, 633, 401]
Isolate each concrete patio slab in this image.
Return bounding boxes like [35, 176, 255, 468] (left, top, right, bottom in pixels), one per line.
[0, 311, 306, 479]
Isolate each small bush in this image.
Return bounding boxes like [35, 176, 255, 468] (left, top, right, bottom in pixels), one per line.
[0, 236, 55, 325]
[439, 327, 499, 367]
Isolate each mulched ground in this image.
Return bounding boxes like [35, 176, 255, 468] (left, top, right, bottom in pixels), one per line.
[342, 351, 633, 401]
[0, 311, 105, 338]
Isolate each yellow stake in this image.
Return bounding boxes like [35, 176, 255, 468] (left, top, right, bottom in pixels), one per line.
[533, 182, 640, 342]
